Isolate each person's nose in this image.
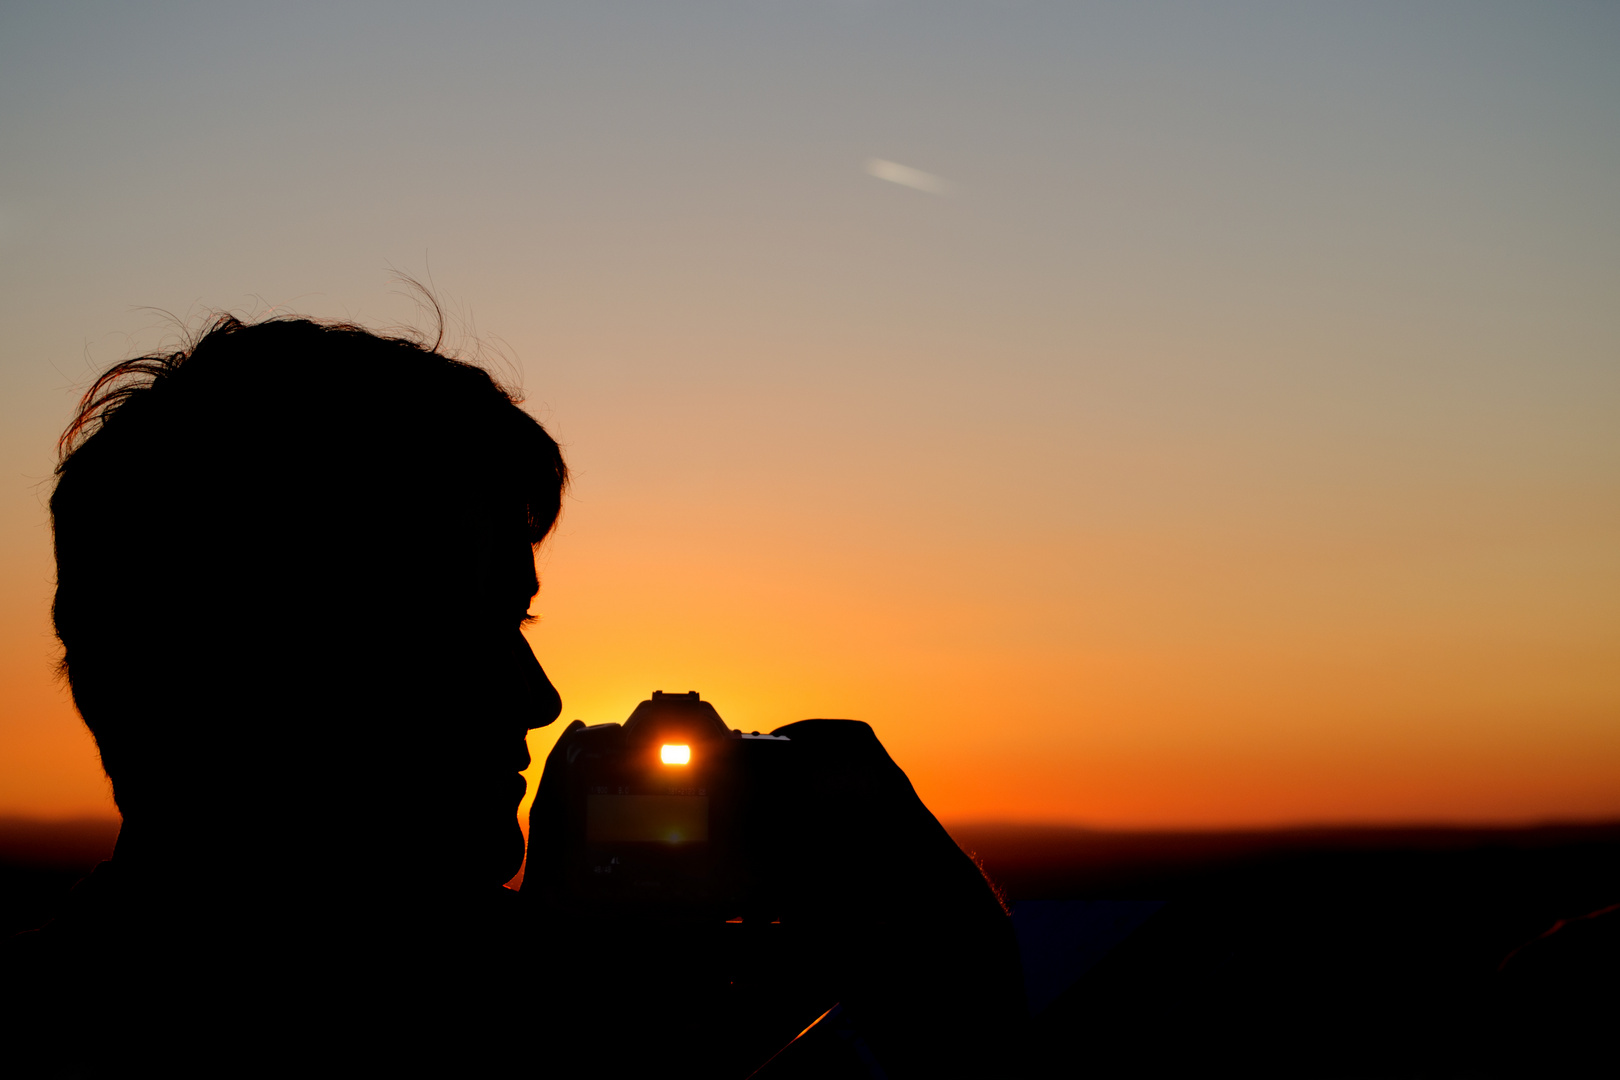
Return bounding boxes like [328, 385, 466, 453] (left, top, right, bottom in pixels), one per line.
[513, 631, 563, 730]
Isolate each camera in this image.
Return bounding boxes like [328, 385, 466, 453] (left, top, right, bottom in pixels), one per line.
[521, 692, 1023, 1078]
[524, 690, 799, 921]
[522, 693, 850, 1074]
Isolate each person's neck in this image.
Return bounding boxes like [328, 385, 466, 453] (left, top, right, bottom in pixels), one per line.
[112, 814, 352, 899]
[110, 813, 493, 916]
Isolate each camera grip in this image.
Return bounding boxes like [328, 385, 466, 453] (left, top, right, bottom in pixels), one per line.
[767, 719, 1025, 1078]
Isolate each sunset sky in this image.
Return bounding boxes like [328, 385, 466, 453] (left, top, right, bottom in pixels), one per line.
[2, 2, 1616, 829]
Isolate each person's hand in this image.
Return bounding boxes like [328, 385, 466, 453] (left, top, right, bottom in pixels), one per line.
[766, 719, 1026, 1078]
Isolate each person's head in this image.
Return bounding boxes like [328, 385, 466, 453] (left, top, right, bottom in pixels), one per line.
[51, 315, 566, 887]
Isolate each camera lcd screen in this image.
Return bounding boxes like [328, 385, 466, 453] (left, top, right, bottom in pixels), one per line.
[586, 793, 709, 843]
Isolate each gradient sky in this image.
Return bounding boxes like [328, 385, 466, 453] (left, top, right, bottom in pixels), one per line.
[2, 2, 1617, 828]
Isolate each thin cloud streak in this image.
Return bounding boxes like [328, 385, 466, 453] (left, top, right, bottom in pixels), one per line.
[865, 158, 954, 196]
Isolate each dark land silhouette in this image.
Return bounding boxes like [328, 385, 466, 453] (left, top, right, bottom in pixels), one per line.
[7, 816, 1618, 1075]
[967, 820, 1620, 1076]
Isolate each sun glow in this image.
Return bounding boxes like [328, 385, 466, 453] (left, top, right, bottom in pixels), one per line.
[660, 744, 691, 765]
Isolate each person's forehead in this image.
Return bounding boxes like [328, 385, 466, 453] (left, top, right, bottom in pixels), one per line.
[412, 508, 538, 606]
[501, 534, 540, 599]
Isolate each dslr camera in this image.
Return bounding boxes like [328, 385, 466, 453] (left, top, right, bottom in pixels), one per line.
[524, 690, 800, 921]
[521, 692, 1021, 1079]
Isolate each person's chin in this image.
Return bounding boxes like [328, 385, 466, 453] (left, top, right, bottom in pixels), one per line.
[471, 801, 528, 884]
[490, 816, 526, 885]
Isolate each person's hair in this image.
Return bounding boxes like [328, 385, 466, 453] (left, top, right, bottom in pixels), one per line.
[50, 314, 567, 815]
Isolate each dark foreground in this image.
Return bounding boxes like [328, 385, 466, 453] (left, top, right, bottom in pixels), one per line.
[956, 820, 1620, 1077]
[6, 817, 1617, 1076]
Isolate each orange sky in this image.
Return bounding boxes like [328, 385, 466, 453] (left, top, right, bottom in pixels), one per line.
[2, 3, 1617, 829]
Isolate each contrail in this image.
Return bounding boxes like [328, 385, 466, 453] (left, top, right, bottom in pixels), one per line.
[865, 158, 954, 196]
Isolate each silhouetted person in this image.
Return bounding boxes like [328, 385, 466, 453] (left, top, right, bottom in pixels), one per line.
[2, 314, 1022, 1078]
[5, 316, 566, 1076]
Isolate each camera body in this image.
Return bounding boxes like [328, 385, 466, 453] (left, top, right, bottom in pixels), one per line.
[522, 693, 1024, 1079]
[525, 691, 798, 921]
